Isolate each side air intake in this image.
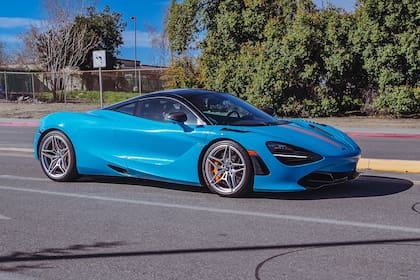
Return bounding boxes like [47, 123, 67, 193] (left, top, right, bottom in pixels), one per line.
[108, 165, 128, 174]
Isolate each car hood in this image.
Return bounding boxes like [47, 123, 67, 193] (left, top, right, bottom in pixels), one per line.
[226, 119, 360, 157]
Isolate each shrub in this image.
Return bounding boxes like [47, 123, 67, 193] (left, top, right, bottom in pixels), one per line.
[340, 95, 362, 113]
[280, 95, 340, 117]
[280, 96, 307, 117]
[310, 96, 339, 117]
[373, 86, 420, 116]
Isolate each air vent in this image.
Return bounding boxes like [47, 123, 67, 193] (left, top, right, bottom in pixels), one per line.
[108, 165, 128, 174]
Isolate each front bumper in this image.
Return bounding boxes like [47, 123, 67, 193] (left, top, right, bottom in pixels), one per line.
[298, 170, 360, 189]
[252, 153, 361, 192]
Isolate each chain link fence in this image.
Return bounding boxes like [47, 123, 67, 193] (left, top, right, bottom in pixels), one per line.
[0, 68, 166, 101]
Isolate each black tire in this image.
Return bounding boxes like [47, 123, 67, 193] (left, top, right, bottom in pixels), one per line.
[38, 130, 78, 181]
[201, 140, 253, 197]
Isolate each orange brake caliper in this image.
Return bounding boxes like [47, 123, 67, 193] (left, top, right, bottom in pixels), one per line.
[213, 161, 222, 182]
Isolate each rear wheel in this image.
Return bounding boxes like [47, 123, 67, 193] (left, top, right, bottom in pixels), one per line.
[201, 140, 253, 197]
[39, 131, 78, 181]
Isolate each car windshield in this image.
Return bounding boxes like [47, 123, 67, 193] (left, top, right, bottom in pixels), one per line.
[183, 92, 287, 126]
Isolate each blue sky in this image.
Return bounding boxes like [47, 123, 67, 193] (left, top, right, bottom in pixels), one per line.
[0, 0, 356, 65]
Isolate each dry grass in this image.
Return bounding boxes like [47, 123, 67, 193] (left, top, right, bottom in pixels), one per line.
[0, 102, 100, 119]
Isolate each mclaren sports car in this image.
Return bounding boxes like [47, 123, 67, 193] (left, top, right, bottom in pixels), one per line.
[34, 89, 361, 197]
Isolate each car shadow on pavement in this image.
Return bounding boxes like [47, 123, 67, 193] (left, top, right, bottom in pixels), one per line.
[77, 175, 211, 194]
[248, 175, 413, 200]
[0, 241, 129, 273]
[76, 174, 413, 200]
[1, 238, 420, 274]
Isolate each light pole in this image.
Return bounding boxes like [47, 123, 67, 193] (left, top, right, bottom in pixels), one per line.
[130, 16, 138, 93]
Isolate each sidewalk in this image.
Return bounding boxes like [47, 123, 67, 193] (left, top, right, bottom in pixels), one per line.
[310, 117, 420, 138]
[1, 117, 419, 173]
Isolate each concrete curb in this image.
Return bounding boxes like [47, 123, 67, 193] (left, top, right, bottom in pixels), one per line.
[358, 158, 420, 173]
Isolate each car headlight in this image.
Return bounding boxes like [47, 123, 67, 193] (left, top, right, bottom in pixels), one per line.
[266, 141, 323, 166]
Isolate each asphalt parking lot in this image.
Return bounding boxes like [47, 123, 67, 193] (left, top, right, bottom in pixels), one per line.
[0, 120, 419, 280]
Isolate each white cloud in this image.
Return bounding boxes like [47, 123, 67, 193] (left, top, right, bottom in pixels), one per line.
[0, 34, 22, 44]
[122, 31, 154, 49]
[0, 17, 42, 29]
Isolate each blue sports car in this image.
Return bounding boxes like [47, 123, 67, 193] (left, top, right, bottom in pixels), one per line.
[34, 89, 361, 197]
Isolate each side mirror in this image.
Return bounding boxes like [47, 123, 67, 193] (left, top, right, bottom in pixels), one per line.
[166, 112, 187, 123]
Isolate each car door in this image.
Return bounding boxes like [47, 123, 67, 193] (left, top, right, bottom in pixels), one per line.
[114, 97, 210, 184]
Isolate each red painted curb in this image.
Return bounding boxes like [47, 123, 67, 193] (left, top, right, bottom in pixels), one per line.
[0, 122, 39, 127]
[347, 132, 420, 139]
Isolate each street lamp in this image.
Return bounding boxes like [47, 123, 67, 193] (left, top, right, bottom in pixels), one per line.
[130, 16, 138, 93]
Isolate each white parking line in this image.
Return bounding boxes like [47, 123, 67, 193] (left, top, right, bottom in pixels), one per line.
[0, 152, 33, 158]
[0, 272, 38, 280]
[0, 147, 33, 152]
[1, 185, 420, 234]
[0, 147, 34, 158]
[0, 214, 11, 220]
[0, 175, 49, 182]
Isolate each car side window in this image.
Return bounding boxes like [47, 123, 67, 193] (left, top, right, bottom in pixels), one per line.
[134, 98, 199, 125]
[114, 102, 136, 115]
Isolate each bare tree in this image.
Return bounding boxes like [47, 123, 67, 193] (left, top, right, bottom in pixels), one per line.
[37, 23, 99, 100]
[0, 41, 9, 64]
[23, 0, 99, 101]
[17, 27, 42, 64]
[42, 0, 97, 21]
[145, 22, 169, 67]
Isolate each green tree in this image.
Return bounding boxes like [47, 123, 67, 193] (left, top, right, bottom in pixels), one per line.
[76, 5, 127, 70]
[166, 0, 419, 117]
[319, 7, 366, 112]
[166, 0, 199, 55]
[352, 0, 420, 115]
[354, 0, 420, 89]
[162, 55, 203, 89]
[166, 0, 321, 103]
[164, 0, 201, 89]
[199, 0, 307, 101]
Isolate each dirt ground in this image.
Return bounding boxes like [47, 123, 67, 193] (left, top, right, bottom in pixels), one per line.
[0, 102, 100, 119]
[0, 101, 419, 130]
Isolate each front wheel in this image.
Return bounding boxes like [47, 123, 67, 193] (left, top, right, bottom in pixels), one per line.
[38, 130, 78, 181]
[201, 140, 253, 197]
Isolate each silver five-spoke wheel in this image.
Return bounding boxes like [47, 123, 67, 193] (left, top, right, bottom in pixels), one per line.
[39, 131, 78, 181]
[202, 140, 252, 197]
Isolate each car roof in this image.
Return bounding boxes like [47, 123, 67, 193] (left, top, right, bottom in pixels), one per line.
[144, 88, 224, 97]
[104, 88, 225, 110]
